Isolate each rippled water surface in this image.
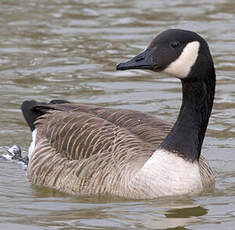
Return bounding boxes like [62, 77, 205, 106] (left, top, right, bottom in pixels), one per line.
[0, 0, 235, 229]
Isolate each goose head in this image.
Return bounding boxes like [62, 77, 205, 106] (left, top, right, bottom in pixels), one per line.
[117, 29, 216, 162]
[117, 29, 214, 82]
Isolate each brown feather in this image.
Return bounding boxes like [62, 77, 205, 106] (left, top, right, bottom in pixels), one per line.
[27, 103, 214, 198]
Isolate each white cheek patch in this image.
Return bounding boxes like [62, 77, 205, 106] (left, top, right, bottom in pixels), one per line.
[164, 41, 200, 79]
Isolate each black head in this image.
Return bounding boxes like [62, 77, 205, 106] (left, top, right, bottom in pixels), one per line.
[117, 29, 214, 81]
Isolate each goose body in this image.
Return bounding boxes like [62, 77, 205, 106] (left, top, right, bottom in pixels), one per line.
[22, 29, 215, 199]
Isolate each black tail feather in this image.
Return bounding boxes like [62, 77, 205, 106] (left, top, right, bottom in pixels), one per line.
[21, 100, 44, 131]
[21, 100, 70, 131]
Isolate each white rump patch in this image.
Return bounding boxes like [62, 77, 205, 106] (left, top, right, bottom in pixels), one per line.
[164, 41, 200, 79]
[28, 129, 37, 160]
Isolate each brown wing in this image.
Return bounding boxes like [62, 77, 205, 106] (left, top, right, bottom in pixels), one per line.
[28, 103, 171, 196]
[35, 103, 171, 161]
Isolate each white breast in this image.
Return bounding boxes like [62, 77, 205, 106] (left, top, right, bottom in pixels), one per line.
[132, 149, 203, 198]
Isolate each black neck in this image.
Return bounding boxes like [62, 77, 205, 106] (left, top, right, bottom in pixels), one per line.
[160, 70, 215, 162]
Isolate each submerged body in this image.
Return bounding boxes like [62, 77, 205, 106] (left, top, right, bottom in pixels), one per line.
[22, 29, 216, 199]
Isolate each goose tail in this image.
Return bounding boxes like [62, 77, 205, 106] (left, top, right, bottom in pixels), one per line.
[21, 100, 70, 131]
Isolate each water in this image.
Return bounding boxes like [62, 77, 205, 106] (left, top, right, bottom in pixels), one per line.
[0, 0, 235, 229]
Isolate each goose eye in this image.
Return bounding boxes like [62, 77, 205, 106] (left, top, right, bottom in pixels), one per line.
[170, 41, 180, 48]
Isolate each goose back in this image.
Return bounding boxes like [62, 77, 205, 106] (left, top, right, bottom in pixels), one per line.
[28, 103, 174, 197]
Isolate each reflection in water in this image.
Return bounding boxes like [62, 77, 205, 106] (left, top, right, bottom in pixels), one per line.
[10, 194, 208, 230]
[155, 206, 207, 230]
[165, 206, 207, 218]
[0, 0, 235, 229]
[140, 198, 208, 229]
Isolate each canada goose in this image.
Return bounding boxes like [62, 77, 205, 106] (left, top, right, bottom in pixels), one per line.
[21, 29, 215, 199]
